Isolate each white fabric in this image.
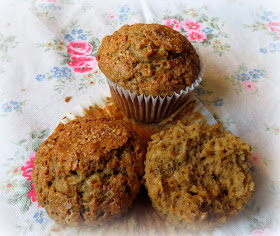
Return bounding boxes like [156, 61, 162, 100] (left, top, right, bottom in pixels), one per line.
[0, 0, 280, 235]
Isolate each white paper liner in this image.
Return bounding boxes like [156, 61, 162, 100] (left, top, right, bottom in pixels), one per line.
[61, 88, 111, 124]
[106, 53, 205, 123]
[60, 92, 216, 126]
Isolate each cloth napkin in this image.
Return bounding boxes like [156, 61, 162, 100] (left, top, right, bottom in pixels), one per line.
[0, 0, 280, 235]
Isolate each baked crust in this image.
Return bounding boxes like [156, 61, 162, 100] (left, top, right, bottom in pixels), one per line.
[32, 115, 145, 226]
[97, 23, 200, 97]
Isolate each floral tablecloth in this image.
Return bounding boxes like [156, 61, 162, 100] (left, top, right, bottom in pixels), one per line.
[1, 0, 280, 235]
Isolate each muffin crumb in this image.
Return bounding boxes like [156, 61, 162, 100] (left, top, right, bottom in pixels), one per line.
[64, 96, 72, 102]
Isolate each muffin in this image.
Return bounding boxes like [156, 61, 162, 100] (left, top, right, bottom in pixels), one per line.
[97, 23, 203, 123]
[144, 121, 254, 231]
[32, 114, 145, 226]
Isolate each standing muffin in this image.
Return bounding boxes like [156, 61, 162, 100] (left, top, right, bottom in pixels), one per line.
[97, 23, 203, 123]
[32, 115, 145, 226]
[144, 121, 254, 231]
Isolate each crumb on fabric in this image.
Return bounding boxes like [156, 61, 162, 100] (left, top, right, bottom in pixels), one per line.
[64, 96, 72, 102]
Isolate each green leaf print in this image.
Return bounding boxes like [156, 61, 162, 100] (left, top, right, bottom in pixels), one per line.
[4, 36, 16, 43]
[209, 22, 220, 30]
[201, 39, 211, 46]
[32, 140, 42, 152]
[70, 20, 80, 29]
[38, 128, 50, 139]
[205, 33, 216, 41]
[270, 181, 280, 195]
[18, 139, 27, 145]
[90, 37, 100, 56]
[60, 58, 70, 65]
[20, 196, 32, 214]
[200, 13, 209, 21]
[6, 180, 33, 213]
[29, 130, 38, 139]
[174, 14, 184, 21]
[7, 192, 25, 205]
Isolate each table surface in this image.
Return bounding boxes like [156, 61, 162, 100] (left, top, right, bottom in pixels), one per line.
[0, 0, 280, 235]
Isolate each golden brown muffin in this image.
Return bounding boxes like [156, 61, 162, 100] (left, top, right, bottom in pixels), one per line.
[32, 115, 145, 226]
[144, 121, 254, 231]
[97, 23, 200, 97]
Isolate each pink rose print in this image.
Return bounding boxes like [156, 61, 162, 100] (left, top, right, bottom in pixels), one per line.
[268, 21, 280, 32]
[241, 80, 257, 91]
[73, 61, 95, 73]
[28, 183, 37, 202]
[251, 152, 262, 164]
[251, 228, 274, 236]
[67, 40, 93, 55]
[107, 13, 117, 20]
[275, 128, 279, 132]
[163, 18, 181, 31]
[69, 55, 96, 64]
[68, 56, 97, 73]
[21, 152, 35, 181]
[180, 19, 202, 32]
[186, 31, 207, 42]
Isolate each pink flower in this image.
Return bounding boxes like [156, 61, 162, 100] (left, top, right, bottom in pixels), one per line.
[186, 31, 207, 42]
[274, 128, 279, 132]
[163, 18, 181, 31]
[251, 152, 262, 164]
[251, 228, 274, 236]
[268, 21, 280, 32]
[72, 61, 96, 73]
[107, 13, 117, 20]
[69, 55, 96, 66]
[68, 55, 97, 73]
[67, 40, 93, 55]
[241, 80, 257, 91]
[28, 183, 37, 202]
[21, 152, 35, 181]
[180, 19, 203, 32]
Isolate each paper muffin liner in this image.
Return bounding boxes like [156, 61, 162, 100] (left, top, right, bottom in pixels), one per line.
[61, 89, 111, 124]
[106, 54, 205, 123]
[60, 88, 217, 127]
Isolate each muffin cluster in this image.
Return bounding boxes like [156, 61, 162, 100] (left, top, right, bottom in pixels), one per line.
[32, 23, 254, 231]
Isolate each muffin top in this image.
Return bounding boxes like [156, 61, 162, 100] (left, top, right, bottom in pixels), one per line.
[32, 114, 145, 226]
[97, 23, 200, 97]
[144, 121, 254, 230]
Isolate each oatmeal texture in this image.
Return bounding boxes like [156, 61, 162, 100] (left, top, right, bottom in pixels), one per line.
[144, 121, 254, 230]
[97, 23, 200, 97]
[32, 115, 145, 226]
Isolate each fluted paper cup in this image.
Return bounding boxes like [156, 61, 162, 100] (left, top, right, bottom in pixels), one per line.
[107, 56, 204, 123]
